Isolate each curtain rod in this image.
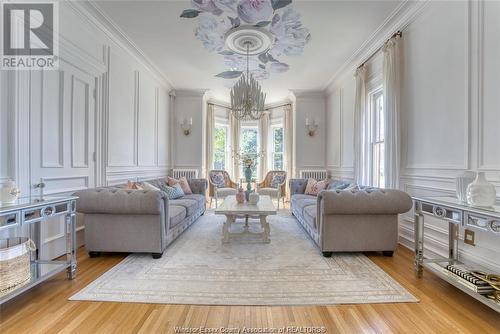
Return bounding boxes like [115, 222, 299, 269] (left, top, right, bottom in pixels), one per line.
[265, 102, 292, 111]
[209, 101, 292, 111]
[208, 102, 231, 109]
[358, 30, 402, 69]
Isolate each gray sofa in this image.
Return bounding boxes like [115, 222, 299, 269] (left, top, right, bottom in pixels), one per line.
[74, 178, 207, 259]
[289, 179, 412, 257]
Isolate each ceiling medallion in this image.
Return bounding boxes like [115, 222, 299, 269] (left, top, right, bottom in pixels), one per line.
[180, 0, 311, 81]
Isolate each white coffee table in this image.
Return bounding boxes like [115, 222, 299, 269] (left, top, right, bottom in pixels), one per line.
[215, 195, 277, 243]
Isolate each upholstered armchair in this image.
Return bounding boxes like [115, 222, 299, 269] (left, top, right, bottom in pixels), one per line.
[257, 170, 287, 209]
[208, 170, 238, 208]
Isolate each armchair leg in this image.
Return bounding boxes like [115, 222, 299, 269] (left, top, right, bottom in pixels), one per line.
[209, 197, 212, 208]
[152, 252, 163, 259]
[383, 251, 394, 257]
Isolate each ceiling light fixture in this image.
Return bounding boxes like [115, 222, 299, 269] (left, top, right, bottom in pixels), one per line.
[225, 26, 273, 121]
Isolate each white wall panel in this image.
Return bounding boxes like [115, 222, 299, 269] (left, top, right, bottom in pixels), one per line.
[294, 92, 326, 171]
[157, 89, 169, 167]
[107, 49, 137, 167]
[326, 90, 341, 168]
[479, 0, 500, 170]
[41, 72, 64, 168]
[402, 1, 468, 171]
[173, 91, 205, 170]
[341, 77, 355, 169]
[138, 74, 157, 166]
[71, 76, 90, 168]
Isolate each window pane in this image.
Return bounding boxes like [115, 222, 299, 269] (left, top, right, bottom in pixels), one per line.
[371, 91, 385, 188]
[214, 126, 226, 169]
[273, 153, 283, 170]
[274, 127, 283, 153]
[240, 127, 258, 178]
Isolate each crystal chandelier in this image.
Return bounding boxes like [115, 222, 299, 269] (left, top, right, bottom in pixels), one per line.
[230, 41, 266, 120]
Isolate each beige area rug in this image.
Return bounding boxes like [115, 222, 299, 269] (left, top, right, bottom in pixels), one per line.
[70, 211, 418, 305]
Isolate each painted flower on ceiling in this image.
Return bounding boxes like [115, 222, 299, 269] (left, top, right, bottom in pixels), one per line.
[180, 0, 311, 80]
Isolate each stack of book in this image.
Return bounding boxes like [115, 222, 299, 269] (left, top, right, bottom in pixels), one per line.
[441, 264, 494, 294]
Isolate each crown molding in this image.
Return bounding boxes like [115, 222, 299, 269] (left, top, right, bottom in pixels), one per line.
[67, 1, 174, 90]
[174, 89, 209, 98]
[323, 0, 430, 94]
[290, 89, 326, 99]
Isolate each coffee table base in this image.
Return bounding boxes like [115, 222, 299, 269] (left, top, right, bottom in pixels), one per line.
[222, 214, 270, 243]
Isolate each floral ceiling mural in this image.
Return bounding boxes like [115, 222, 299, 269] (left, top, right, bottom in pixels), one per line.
[180, 0, 311, 80]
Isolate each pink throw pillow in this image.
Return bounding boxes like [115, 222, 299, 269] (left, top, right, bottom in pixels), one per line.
[167, 176, 192, 194]
[305, 178, 328, 196]
[126, 181, 143, 190]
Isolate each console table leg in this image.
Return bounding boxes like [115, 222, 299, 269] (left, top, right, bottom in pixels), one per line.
[66, 210, 77, 280]
[414, 205, 425, 277]
[449, 222, 459, 262]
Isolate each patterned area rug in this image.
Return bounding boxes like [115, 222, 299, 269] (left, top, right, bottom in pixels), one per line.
[70, 211, 417, 305]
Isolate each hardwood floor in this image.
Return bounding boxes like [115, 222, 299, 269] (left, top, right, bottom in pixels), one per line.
[1, 246, 499, 334]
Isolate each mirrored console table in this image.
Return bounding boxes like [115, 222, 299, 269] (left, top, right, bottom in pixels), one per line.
[413, 196, 500, 313]
[0, 196, 77, 305]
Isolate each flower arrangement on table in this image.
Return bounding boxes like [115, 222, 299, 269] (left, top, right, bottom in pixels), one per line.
[233, 151, 264, 199]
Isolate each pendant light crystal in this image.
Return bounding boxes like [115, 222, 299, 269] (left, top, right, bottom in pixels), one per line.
[230, 41, 266, 120]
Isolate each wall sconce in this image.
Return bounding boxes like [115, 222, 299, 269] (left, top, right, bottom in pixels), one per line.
[180, 117, 192, 136]
[305, 117, 318, 137]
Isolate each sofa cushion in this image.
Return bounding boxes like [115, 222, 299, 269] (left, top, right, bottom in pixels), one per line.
[182, 194, 206, 207]
[303, 205, 317, 229]
[169, 205, 186, 228]
[169, 198, 198, 216]
[258, 188, 279, 197]
[327, 180, 350, 191]
[217, 187, 237, 197]
[291, 194, 316, 209]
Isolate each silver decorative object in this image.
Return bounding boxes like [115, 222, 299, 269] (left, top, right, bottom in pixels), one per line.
[230, 41, 266, 120]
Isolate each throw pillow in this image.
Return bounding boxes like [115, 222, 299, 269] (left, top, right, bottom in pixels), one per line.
[167, 176, 192, 194]
[126, 181, 143, 190]
[142, 182, 160, 191]
[270, 174, 285, 188]
[345, 183, 360, 191]
[210, 172, 226, 188]
[162, 183, 185, 200]
[305, 178, 329, 196]
[327, 180, 350, 191]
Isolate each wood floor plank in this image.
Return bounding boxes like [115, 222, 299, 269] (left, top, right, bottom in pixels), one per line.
[1, 246, 499, 334]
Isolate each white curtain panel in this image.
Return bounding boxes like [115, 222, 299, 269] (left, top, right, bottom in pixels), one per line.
[382, 35, 402, 189]
[283, 104, 294, 180]
[205, 103, 215, 177]
[353, 65, 369, 185]
[259, 112, 270, 179]
[229, 113, 241, 181]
